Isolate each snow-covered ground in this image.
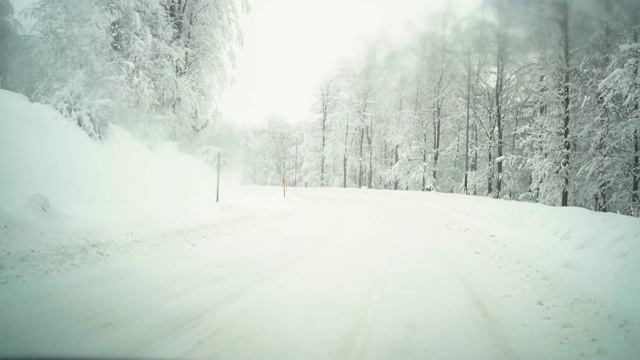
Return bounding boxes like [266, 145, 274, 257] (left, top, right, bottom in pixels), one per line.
[1, 90, 639, 359]
[1, 186, 639, 360]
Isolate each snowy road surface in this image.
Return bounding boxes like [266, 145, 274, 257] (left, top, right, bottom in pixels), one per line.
[1, 187, 639, 359]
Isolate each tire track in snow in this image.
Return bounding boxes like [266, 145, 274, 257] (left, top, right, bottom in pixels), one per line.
[178, 208, 372, 359]
[349, 192, 521, 359]
[343, 208, 392, 360]
[0, 242, 296, 352]
[347, 254, 391, 360]
[0, 263, 228, 351]
[425, 217, 522, 360]
[0, 197, 326, 351]
[2, 197, 350, 356]
[178, 229, 366, 358]
[133, 246, 326, 358]
[0, 267, 199, 349]
[428, 206, 521, 358]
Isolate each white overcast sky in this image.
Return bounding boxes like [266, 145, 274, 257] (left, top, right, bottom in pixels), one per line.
[218, 0, 476, 127]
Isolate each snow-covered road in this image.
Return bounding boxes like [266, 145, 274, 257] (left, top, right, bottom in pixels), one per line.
[1, 187, 639, 359]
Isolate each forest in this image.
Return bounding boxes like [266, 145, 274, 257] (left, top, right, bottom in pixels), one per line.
[1, 0, 639, 216]
[244, 0, 640, 216]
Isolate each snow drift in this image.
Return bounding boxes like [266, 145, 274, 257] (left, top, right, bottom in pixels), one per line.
[0, 90, 218, 228]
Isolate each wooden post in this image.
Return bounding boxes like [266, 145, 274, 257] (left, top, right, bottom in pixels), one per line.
[282, 174, 287, 198]
[216, 151, 221, 203]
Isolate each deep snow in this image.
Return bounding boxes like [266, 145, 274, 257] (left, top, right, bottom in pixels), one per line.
[0, 90, 219, 228]
[1, 90, 639, 359]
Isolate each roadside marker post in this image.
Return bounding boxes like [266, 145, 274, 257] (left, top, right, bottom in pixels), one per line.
[282, 174, 287, 198]
[216, 151, 221, 203]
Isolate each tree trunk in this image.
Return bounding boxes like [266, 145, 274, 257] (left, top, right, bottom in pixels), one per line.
[321, 123, 326, 186]
[394, 89, 404, 191]
[432, 101, 441, 188]
[367, 119, 373, 189]
[594, 1, 614, 211]
[320, 82, 330, 187]
[633, 129, 639, 205]
[472, 118, 478, 195]
[394, 145, 399, 190]
[358, 127, 364, 188]
[594, 94, 608, 212]
[423, 127, 428, 191]
[294, 144, 298, 187]
[343, 155, 348, 188]
[495, 3, 507, 199]
[413, 80, 427, 192]
[321, 118, 326, 186]
[560, 0, 571, 207]
[488, 127, 494, 196]
[632, 25, 639, 210]
[464, 51, 471, 195]
[488, 151, 493, 195]
[343, 114, 351, 188]
[495, 67, 504, 199]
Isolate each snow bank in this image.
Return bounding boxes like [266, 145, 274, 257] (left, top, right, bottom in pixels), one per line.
[371, 189, 640, 315]
[0, 90, 219, 228]
[379, 190, 640, 359]
[428, 193, 640, 313]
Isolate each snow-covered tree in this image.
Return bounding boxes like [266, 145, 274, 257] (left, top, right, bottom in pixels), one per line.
[594, 2, 640, 215]
[158, 0, 243, 139]
[0, 0, 20, 89]
[21, 0, 121, 138]
[11, 0, 245, 141]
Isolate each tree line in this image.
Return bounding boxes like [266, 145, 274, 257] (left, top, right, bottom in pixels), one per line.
[244, 0, 640, 216]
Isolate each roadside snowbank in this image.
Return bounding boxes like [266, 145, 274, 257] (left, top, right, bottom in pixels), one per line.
[0, 90, 219, 228]
[423, 192, 640, 314]
[357, 189, 640, 359]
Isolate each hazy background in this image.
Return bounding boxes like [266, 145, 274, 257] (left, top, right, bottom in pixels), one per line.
[218, 0, 480, 126]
